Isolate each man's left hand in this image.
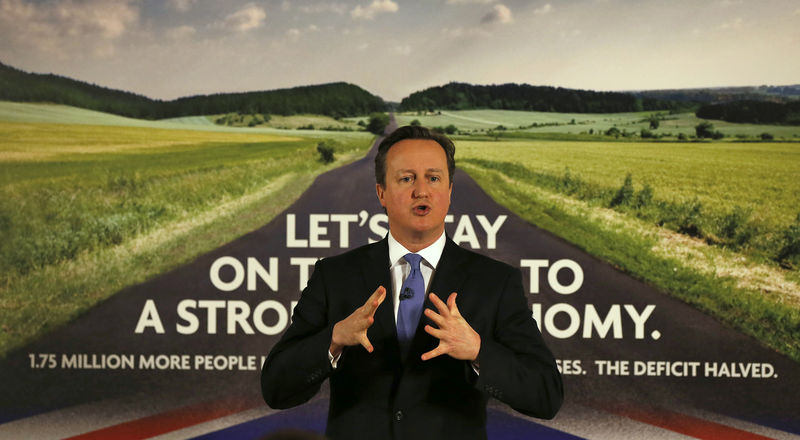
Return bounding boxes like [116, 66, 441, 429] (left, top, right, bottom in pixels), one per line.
[421, 292, 480, 361]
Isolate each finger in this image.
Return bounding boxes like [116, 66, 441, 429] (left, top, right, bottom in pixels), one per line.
[424, 324, 444, 339]
[424, 308, 446, 326]
[359, 334, 374, 353]
[447, 292, 461, 316]
[428, 293, 450, 317]
[364, 286, 386, 315]
[421, 345, 446, 361]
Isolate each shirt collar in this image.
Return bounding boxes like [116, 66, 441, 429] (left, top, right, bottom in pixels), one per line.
[388, 230, 446, 269]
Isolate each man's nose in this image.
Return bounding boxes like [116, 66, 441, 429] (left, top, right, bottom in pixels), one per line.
[412, 180, 428, 197]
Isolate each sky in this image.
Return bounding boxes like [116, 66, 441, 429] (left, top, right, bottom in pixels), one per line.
[0, 0, 798, 102]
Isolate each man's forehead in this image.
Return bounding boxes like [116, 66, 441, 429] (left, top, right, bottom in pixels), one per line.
[386, 139, 446, 161]
[393, 167, 445, 174]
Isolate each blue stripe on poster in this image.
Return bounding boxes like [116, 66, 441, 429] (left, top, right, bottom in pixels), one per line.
[486, 408, 585, 440]
[191, 399, 327, 440]
[192, 401, 583, 440]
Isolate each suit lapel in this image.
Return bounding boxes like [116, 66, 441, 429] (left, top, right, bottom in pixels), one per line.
[359, 239, 398, 353]
[407, 237, 473, 363]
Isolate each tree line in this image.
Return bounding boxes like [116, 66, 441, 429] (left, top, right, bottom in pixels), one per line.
[696, 100, 800, 125]
[398, 82, 692, 113]
[0, 61, 385, 119]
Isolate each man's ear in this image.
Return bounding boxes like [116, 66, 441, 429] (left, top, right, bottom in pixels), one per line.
[376, 183, 386, 207]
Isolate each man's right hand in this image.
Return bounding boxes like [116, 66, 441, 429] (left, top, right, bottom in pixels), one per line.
[329, 286, 386, 357]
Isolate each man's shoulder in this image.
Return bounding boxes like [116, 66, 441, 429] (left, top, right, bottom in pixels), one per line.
[318, 239, 386, 268]
[447, 239, 518, 277]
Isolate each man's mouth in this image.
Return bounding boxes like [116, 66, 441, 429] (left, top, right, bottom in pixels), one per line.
[413, 204, 431, 215]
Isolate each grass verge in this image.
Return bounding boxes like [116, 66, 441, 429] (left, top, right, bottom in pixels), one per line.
[0, 121, 373, 357]
[461, 161, 800, 362]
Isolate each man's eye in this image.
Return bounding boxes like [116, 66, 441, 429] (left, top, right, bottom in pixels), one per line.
[430, 176, 440, 182]
[400, 176, 412, 183]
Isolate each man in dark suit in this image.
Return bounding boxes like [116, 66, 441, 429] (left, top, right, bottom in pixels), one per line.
[261, 126, 563, 439]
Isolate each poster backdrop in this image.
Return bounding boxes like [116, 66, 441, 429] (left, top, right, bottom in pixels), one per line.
[1, 134, 798, 439]
[1, 1, 799, 439]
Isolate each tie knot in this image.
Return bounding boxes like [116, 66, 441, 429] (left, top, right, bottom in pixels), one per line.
[403, 253, 422, 270]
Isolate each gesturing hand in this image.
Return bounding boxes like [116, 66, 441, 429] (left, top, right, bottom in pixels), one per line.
[330, 286, 386, 357]
[421, 292, 481, 362]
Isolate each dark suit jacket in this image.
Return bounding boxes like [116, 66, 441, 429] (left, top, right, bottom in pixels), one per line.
[261, 237, 563, 440]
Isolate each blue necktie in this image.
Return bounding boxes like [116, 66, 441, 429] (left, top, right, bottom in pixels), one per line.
[397, 253, 425, 349]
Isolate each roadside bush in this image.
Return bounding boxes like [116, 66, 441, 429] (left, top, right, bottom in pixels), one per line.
[761, 132, 774, 141]
[677, 200, 704, 238]
[716, 206, 755, 248]
[640, 128, 654, 138]
[410, 119, 421, 126]
[316, 142, 335, 164]
[778, 214, 800, 268]
[610, 174, 635, 207]
[366, 113, 390, 134]
[634, 183, 654, 209]
[445, 124, 457, 135]
[677, 133, 688, 140]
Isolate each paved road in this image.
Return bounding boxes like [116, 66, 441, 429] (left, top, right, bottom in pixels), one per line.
[1, 120, 798, 439]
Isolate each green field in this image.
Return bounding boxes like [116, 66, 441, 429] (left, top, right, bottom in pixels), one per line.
[458, 140, 800, 232]
[209, 113, 363, 131]
[0, 104, 374, 356]
[457, 137, 800, 360]
[3, 102, 800, 361]
[394, 109, 800, 139]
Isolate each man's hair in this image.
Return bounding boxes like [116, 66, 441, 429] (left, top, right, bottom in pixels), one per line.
[374, 125, 456, 187]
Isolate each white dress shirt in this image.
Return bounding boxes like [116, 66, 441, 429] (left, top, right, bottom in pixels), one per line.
[387, 230, 446, 323]
[328, 231, 446, 368]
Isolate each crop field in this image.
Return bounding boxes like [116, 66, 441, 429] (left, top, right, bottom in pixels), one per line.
[209, 113, 362, 131]
[395, 109, 800, 139]
[0, 109, 374, 356]
[458, 137, 800, 360]
[0, 101, 370, 139]
[458, 139, 800, 231]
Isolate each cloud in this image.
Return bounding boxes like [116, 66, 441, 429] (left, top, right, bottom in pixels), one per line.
[446, 0, 495, 4]
[351, 0, 398, 20]
[219, 3, 266, 32]
[0, 0, 139, 57]
[286, 24, 319, 41]
[533, 3, 552, 15]
[393, 45, 411, 56]
[718, 17, 743, 30]
[168, 0, 195, 12]
[441, 26, 490, 38]
[481, 4, 513, 24]
[167, 25, 196, 39]
[299, 3, 348, 14]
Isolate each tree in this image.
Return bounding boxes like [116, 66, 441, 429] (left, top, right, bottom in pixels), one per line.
[695, 121, 715, 139]
[648, 116, 660, 130]
[410, 119, 421, 126]
[445, 124, 457, 134]
[366, 113, 390, 134]
[317, 142, 335, 163]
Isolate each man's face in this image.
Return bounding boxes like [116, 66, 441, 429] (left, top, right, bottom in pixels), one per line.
[376, 139, 452, 248]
